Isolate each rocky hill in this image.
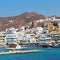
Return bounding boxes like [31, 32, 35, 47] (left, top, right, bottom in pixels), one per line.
[0, 12, 45, 31]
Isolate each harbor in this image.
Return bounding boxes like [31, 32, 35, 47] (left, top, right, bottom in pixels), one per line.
[0, 0, 60, 60]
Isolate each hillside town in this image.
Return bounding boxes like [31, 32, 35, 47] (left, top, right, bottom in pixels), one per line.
[0, 0, 60, 60]
[0, 16, 60, 48]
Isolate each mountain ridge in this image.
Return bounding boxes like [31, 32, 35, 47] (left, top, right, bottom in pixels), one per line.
[0, 12, 45, 31]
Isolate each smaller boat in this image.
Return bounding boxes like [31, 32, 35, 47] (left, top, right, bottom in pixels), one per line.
[41, 43, 53, 48]
[52, 43, 60, 48]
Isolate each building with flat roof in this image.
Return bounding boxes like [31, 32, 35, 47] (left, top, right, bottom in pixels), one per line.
[5, 27, 17, 45]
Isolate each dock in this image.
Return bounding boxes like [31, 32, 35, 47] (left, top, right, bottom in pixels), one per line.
[0, 50, 42, 55]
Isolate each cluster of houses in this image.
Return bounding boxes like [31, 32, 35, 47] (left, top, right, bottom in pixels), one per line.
[0, 16, 60, 47]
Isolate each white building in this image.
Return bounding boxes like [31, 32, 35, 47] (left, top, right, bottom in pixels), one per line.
[19, 26, 25, 31]
[17, 32, 25, 42]
[5, 27, 17, 44]
[38, 34, 52, 43]
[0, 31, 6, 46]
[25, 34, 36, 43]
[36, 19, 44, 23]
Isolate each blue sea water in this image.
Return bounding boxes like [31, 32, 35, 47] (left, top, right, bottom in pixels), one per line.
[0, 47, 60, 60]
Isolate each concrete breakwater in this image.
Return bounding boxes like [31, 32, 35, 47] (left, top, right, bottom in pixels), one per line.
[0, 50, 42, 55]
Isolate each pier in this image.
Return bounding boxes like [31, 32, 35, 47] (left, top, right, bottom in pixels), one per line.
[0, 50, 42, 55]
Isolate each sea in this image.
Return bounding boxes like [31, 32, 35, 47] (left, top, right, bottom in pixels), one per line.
[0, 47, 60, 60]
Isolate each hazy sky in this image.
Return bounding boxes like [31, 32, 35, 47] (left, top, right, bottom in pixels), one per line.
[0, 0, 60, 17]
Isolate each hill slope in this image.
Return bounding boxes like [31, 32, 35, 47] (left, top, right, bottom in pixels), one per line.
[0, 12, 45, 31]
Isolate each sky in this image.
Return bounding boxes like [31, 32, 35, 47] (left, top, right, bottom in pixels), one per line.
[0, 0, 60, 17]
